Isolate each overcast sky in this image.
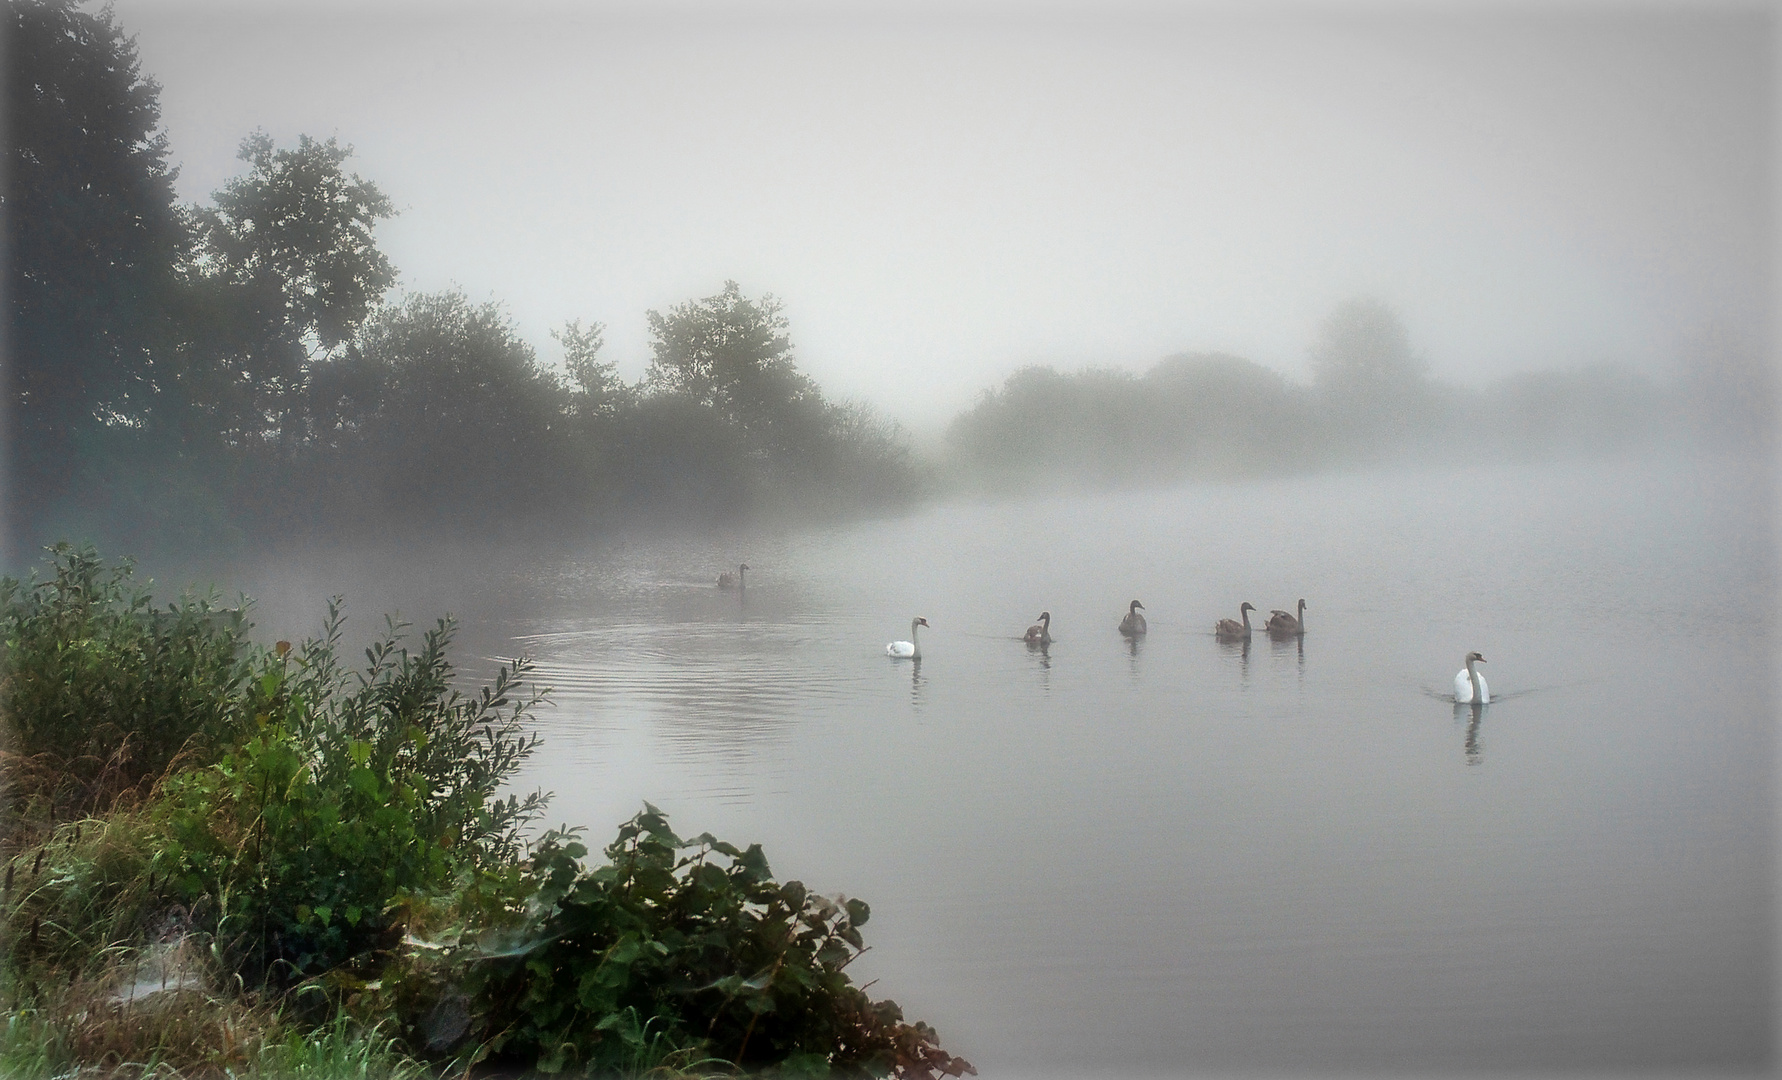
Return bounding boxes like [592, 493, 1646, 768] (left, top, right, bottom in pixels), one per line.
[111, 0, 1775, 430]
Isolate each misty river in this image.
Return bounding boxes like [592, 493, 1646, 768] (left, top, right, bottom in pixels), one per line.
[244, 452, 1773, 1074]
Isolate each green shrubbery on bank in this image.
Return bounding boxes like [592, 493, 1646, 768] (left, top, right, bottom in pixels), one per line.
[0, 545, 973, 1079]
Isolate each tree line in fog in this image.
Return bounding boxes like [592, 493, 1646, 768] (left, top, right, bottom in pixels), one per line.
[943, 297, 1698, 493]
[8, 2, 920, 562]
[9, 0, 1765, 563]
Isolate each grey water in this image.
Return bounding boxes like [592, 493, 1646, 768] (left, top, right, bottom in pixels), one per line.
[247, 453, 1774, 1075]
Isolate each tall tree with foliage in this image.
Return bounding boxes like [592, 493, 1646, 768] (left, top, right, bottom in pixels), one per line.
[3, 0, 185, 550]
[645, 281, 828, 461]
[639, 281, 916, 515]
[309, 290, 576, 528]
[179, 133, 396, 451]
[1309, 296, 1436, 447]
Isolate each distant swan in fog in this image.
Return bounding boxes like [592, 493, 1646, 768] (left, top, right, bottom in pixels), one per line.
[888, 617, 928, 659]
[1119, 600, 1147, 637]
[1215, 603, 1254, 640]
[1266, 599, 1305, 637]
[718, 563, 748, 589]
[1024, 611, 1053, 646]
[1454, 652, 1489, 704]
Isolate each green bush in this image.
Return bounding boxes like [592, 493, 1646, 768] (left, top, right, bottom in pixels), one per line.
[155, 606, 547, 982]
[391, 806, 974, 1079]
[0, 542, 250, 825]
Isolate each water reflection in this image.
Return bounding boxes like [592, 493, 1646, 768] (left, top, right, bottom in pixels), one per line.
[1218, 634, 1251, 680]
[908, 657, 925, 710]
[1268, 631, 1305, 680]
[1026, 637, 1052, 688]
[1454, 701, 1487, 765]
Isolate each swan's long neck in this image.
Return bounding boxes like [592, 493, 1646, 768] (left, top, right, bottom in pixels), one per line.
[1297, 600, 1305, 629]
[1241, 607, 1251, 631]
[1466, 657, 1481, 699]
[910, 619, 922, 655]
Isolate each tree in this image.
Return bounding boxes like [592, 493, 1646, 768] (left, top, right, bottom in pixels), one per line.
[1308, 297, 1436, 449]
[554, 318, 632, 420]
[634, 282, 917, 516]
[644, 281, 825, 454]
[312, 291, 573, 527]
[179, 133, 395, 450]
[4, 0, 184, 544]
[1309, 297, 1426, 392]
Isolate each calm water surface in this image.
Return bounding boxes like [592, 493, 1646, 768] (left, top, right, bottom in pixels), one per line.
[251, 455, 1775, 1075]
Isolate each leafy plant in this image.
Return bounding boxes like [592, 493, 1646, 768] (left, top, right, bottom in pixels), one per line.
[0, 542, 250, 827]
[155, 604, 548, 982]
[438, 807, 974, 1079]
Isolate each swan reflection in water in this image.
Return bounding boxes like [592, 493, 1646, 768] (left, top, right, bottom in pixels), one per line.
[1217, 631, 1251, 680]
[1026, 636, 1052, 689]
[1267, 627, 1304, 677]
[1455, 700, 1486, 765]
[907, 657, 925, 709]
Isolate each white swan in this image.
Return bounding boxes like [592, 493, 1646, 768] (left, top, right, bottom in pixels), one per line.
[1024, 611, 1052, 646]
[1119, 600, 1147, 637]
[1215, 602, 1254, 640]
[718, 563, 749, 589]
[1266, 599, 1305, 637]
[888, 617, 928, 659]
[1454, 651, 1489, 704]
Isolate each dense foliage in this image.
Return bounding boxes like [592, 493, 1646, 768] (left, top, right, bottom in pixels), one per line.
[6, 1, 918, 563]
[0, 549, 972, 1078]
[0, 544, 249, 824]
[5, 0, 186, 538]
[455, 809, 969, 1077]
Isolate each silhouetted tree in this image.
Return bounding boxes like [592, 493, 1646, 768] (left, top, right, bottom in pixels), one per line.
[555, 319, 632, 421]
[313, 291, 574, 528]
[644, 282, 828, 460]
[1310, 297, 1426, 392]
[4, 0, 184, 546]
[630, 282, 917, 517]
[1309, 297, 1436, 450]
[179, 133, 395, 451]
